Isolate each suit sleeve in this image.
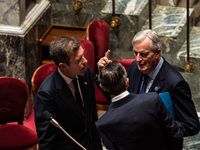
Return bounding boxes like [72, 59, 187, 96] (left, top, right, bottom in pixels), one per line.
[94, 75, 111, 103]
[91, 106, 103, 150]
[171, 81, 200, 136]
[34, 89, 57, 150]
[89, 74, 103, 150]
[95, 123, 118, 150]
[157, 95, 183, 150]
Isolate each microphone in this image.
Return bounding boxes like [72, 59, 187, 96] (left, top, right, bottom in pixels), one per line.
[42, 111, 86, 150]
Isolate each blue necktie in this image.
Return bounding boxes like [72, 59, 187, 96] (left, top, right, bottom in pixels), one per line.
[140, 74, 148, 93]
[72, 78, 84, 109]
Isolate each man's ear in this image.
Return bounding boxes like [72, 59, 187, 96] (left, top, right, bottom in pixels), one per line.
[155, 49, 161, 58]
[126, 78, 129, 90]
[59, 63, 68, 69]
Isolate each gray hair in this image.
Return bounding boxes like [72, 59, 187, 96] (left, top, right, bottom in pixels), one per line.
[100, 62, 127, 95]
[132, 29, 162, 51]
[49, 36, 80, 66]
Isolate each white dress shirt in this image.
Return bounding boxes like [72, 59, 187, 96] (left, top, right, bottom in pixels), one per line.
[112, 91, 130, 103]
[58, 68, 84, 106]
[145, 57, 164, 93]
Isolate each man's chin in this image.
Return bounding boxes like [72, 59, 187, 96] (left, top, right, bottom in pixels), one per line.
[138, 66, 146, 73]
[80, 67, 86, 74]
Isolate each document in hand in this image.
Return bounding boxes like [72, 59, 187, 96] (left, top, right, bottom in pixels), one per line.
[159, 92, 175, 118]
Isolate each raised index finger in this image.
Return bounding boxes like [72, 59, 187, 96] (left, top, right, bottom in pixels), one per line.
[105, 50, 111, 59]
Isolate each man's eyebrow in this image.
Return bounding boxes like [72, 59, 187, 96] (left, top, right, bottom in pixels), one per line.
[77, 54, 83, 62]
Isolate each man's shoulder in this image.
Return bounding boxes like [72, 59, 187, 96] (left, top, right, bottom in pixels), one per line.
[85, 66, 93, 74]
[96, 93, 160, 124]
[37, 69, 60, 92]
[161, 60, 184, 81]
[127, 61, 140, 75]
[129, 60, 137, 69]
[118, 93, 160, 109]
[134, 92, 159, 102]
[130, 93, 164, 112]
[80, 66, 93, 81]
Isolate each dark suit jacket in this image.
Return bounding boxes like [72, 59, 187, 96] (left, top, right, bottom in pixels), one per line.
[34, 67, 102, 150]
[96, 93, 183, 150]
[127, 59, 200, 136]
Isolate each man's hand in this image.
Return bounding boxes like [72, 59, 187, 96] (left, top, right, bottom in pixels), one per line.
[97, 50, 112, 74]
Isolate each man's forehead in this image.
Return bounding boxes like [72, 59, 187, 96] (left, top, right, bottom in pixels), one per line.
[133, 47, 151, 52]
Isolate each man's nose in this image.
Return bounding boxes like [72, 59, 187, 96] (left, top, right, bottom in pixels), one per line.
[135, 53, 142, 61]
[83, 56, 88, 64]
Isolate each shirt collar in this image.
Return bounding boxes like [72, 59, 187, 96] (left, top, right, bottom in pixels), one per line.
[112, 91, 130, 102]
[148, 57, 164, 80]
[58, 68, 77, 85]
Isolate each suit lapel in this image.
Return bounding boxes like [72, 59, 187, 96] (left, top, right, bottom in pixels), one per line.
[149, 60, 167, 93]
[54, 70, 85, 120]
[78, 75, 89, 116]
[128, 67, 143, 94]
[135, 71, 143, 93]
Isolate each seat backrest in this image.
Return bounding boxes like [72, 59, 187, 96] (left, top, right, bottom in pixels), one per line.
[87, 20, 110, 75]
[80, 39, 95, 74]
[31, 62, 57, 96]
[0, 77, 29, 124]
[113, 59, 135, 71]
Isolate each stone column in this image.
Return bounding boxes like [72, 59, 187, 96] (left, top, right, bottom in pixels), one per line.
[0, 0, 51, 118]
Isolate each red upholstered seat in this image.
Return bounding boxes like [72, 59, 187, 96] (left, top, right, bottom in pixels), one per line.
[0, 125, 38, 150]
[23, 111, 37, 133]
[94, 82, 109, 105]
[80, 39, 95, 74]
[86, 20, 135, 110]
[86, 20, 110, 110]
[87, 20, 110, 75]
[31, 62, 57, 96]
[0, 77, 38, 150]
[113, 59, 135, 71]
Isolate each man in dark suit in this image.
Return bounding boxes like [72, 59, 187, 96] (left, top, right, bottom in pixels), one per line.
[97, 29, 200, 137]
[127, 29, 199, 136]
[96, 62, 183, 150]
[34, 37, 102, 150]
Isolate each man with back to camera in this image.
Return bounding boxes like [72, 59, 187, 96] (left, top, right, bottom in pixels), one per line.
[97, 29, 200, 137]
[96, 62, 184, 150]
[34, 36, 102, 150]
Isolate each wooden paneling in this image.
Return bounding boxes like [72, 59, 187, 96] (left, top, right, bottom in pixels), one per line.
[39, 24, 87, 64]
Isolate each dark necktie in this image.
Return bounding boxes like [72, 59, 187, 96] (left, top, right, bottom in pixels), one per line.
[140, 74, 148, 93]
[72, 78, 84, 109]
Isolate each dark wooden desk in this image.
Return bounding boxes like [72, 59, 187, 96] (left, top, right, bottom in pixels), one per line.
[39, 24, 87, 64]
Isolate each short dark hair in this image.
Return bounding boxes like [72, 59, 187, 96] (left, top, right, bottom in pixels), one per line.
[100, 62, 127, 95]
[49, 36, 80, 66]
